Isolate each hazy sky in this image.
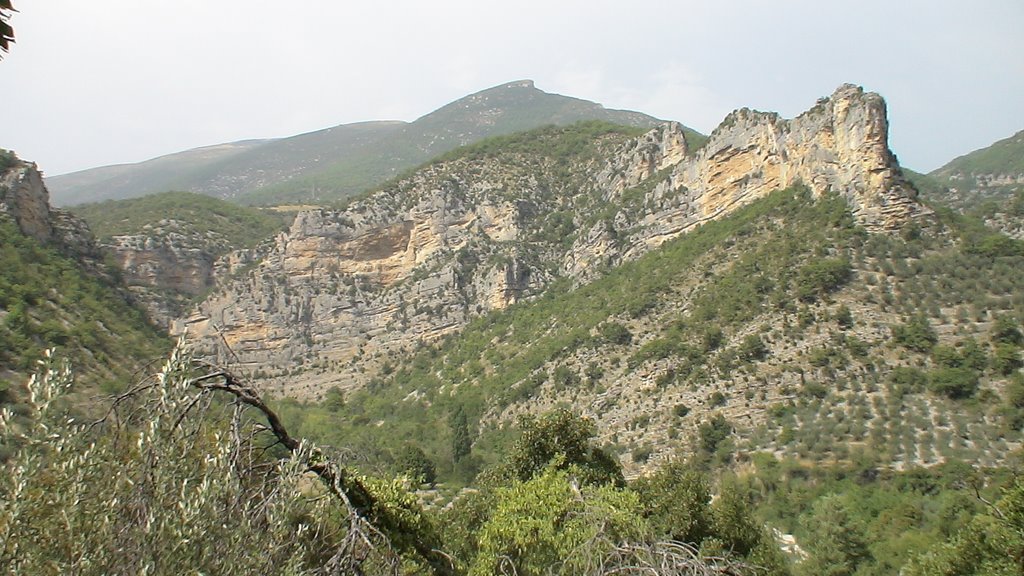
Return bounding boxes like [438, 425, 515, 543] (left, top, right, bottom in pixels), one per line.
[2, 1, 1022, 176]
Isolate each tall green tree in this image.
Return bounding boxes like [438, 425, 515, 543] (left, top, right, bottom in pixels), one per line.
[634, 460, 712, 544]
[482, 408, 623, 487]
[798, 494, 870, 576]
[903, 477, 1024, 575]
[449, 405, 472, 464]
[469, 466, 648, 576]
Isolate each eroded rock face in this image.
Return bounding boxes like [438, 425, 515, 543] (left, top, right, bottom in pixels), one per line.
[182, 84, 927, 397]
[182, 158, 563, 396]
[1, 161, 55, 243]
[0, 159, 105, 267]
[100, 225, 229, 327]
[682, 84, 923, 232]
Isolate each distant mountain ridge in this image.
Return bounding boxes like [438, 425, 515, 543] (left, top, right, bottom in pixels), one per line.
[47, 80, 674, 207]
[922, 129, 1024, 210]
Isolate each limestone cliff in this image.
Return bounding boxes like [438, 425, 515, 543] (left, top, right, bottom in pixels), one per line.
[0, 154, 104, 267]
[181, 151, 571, 396]
[101, 222, 271, 328]
[182, 84, 926, 397]
[686, 84, 923, 232]
[573, 85, 925, 275]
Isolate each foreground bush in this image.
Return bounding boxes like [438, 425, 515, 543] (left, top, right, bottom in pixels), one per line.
[0, 346, 442, 575]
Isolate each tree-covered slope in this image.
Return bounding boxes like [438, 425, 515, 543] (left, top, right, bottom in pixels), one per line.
[0, 216, 169, 401]
[71, 190, 289, 249]
[275, 187, 1023, 481]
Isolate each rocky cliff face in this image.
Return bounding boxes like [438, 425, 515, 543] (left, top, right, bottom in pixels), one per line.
[182, 84, 926, 397]
[679, 84, 923, 232]
[0, 156, 104, 266]
[181, 151, 575, 396]
[100, 221, 267, 328]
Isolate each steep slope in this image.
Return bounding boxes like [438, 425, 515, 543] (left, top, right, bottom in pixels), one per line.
[283, 187, 1024, 480]
[46, 80, 669, 207]
[906, 130, 1024, 239]
[181, 84, 925, 401]
[0, 150, 169, 396]
[70, 192, 290, 327]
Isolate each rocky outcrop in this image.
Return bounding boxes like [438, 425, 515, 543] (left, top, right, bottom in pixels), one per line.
[99, 219, 258, 327]
[0, 155, 104, 266]
[1, 159, 56, 243]
[181, 157, 563, 396]
[182, 84, 927, 397]
[679, 85, 923, 231]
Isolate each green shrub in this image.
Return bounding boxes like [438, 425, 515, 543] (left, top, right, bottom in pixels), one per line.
[599, 321, 633, 345]
[928, 367, 979, 399]
[893, 315, 938, 353]
[796, 257, 853, 301]
[395, 444, 437, 485]
[698, 414, 733, 455]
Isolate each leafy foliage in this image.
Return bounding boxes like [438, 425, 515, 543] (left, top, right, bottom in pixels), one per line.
[395, 444, 437, 485]
[892, 315, 938, 353]
[903, 476, 1024, 575]
[481, 408, 623, 487]
[0, 217, 168, 394]
[796, 257, 852, 301]
[0, 347, 444, 574]
[469, 466, 647, 576]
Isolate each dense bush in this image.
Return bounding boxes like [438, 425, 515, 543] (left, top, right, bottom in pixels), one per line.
[927, 367, 979, 399]
[892, 315, 938, 353]
[0, 348, 444, 574]
[796, 257, 853, 301]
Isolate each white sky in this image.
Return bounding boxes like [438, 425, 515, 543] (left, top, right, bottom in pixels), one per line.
[1, 0, 1022, 176]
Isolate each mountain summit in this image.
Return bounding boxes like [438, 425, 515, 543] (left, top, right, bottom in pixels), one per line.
[46, 81, 670, 206]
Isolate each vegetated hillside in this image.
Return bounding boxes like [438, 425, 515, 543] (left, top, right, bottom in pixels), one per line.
[69, 191, 291, 326]
[244, 80, 675, 206]
[276, 187, 1024, 480]
[925, 128, 1024, 209]
[47, 80, 674, 207]
[187, 121, 656, 396]
[907, 163, 1024, 241]
[72, 191, 289, 248]
[0, 154, 170, 409]
[0, 219, 168, 391]
[45, 140, 272, 206]
[262, 185, 1024, 575]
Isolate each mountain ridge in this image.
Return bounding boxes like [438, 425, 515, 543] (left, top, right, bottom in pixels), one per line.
[46, 80, 671, 206]
[0, 152, 169, 391]
[923, 128, 1024, 210]
[180, 84, 927, 401]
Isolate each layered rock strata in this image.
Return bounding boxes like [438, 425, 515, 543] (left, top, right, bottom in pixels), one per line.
[182, 84, 927, 397]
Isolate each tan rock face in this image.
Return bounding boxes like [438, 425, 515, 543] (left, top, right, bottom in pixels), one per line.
[1, 160, 105, 268]
[183, 84, 927, 397]
[183, 158, 558, 396]
[107, 233, 216, 295]
[1, 162, 55, 243]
